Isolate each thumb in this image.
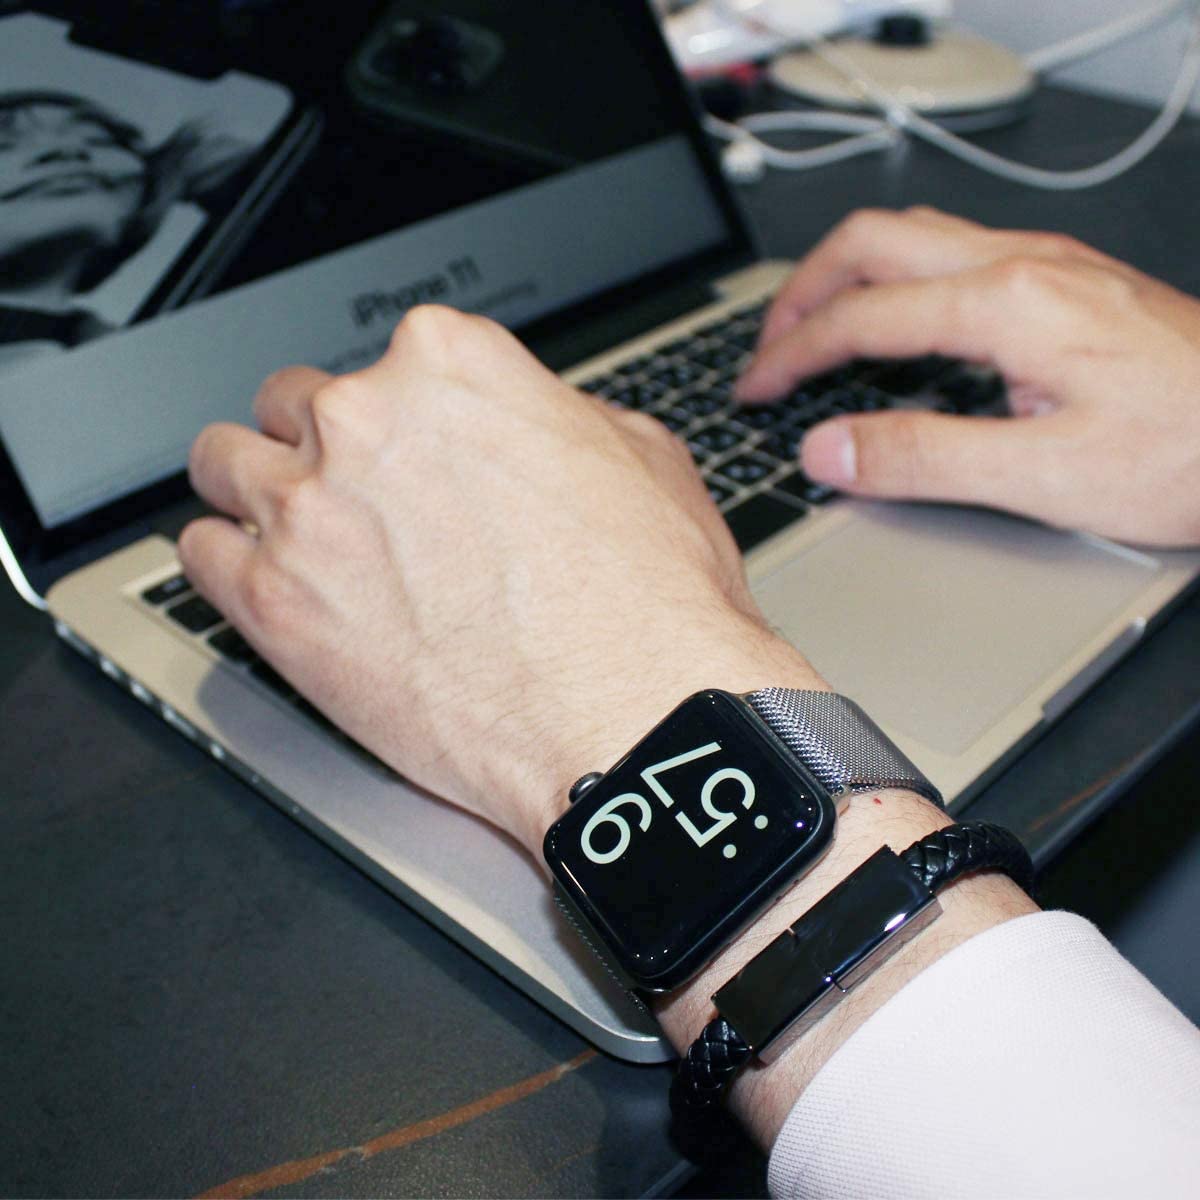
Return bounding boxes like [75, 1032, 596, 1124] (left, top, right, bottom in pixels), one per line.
[800, 410, 1059, 514]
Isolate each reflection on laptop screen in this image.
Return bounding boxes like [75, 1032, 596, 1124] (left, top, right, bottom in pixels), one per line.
[0, 2, 736, 530]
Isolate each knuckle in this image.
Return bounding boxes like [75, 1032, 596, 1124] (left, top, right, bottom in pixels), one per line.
[611, 406, 655, 436]
[308, 375, 372, 444]
[389, 303, 478, 352]
[238, 561, 298, 632]
[989, 254, 1136, 317]
[258, 366, 296, 399]
[186, 427, 211, 480]
[264, 473, 322, 535]
[186, 424, 222, 485]
[987, 255, 1071, 306]
[175, 520, 204, 570]
[387, 305, 517, 388]
[617, 408, 680, 453]
[1033, 230, 1088, 260]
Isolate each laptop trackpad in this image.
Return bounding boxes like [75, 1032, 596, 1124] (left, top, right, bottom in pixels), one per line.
[750, 502, 1158, 757]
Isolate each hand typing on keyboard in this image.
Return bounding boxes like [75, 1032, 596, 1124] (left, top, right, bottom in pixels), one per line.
[178, 305, 831, 855]
[737, 206, 1200, 548]
[175, 209, 1199, 1161]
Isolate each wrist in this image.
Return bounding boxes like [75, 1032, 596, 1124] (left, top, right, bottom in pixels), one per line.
[512, 621, 830, 858]
[661, 789, 1038, 1147]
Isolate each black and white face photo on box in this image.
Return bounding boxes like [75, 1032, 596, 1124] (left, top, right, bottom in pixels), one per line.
[0, 12, 292, 373]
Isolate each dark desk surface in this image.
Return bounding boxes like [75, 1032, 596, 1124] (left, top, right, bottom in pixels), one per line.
[5, 84, 1200, 1198]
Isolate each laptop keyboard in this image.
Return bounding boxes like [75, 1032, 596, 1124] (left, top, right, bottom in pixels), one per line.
[140, 575, 384, 765]
[141, 298, 1003, 744]
[577, 300, 1004, 552]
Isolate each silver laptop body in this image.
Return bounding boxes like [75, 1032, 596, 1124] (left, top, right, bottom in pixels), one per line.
[4, 2, 1197, 1061]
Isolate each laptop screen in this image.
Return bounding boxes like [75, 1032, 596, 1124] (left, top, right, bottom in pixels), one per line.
[0, 1, 751, 570]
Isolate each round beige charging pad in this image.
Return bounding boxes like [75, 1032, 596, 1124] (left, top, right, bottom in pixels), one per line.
[769, 27, 1036, 129]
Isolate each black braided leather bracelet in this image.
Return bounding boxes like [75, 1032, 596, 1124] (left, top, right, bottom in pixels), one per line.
[669, 821, 1034, 1151]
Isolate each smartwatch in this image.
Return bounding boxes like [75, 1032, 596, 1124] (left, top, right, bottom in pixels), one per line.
[543, 687, 942, 993]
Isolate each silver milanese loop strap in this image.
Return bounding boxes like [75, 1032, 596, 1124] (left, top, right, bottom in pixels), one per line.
[744, 688, 944, 808]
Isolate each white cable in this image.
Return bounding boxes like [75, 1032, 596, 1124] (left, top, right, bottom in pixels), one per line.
[704, 112, 895, 172]
[737, 109, 890, 135]
[705, 2, 1200, 189]
[1024, 0, 1195, 73]
[812, 14, 1200, 191]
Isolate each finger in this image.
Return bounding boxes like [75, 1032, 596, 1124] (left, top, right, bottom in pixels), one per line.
[188, 421, 297, 525]
[799, 409, 1068, 516]
[739, 264, 1070, 403]
[758, 209, 990, 348]
[253, 366, 332, 444]
[176, 515, 257, 633]
[755, 208, 1121, 353]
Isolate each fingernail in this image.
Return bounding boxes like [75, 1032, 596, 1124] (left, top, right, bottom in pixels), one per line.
[802, 421, 857, 484]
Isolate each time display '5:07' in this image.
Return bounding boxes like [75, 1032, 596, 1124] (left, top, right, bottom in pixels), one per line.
[544, 691, 837, 991]
[580, 740, 763, 864]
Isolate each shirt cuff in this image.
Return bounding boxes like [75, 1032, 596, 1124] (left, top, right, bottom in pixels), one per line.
[767, 910, 1200, 1199]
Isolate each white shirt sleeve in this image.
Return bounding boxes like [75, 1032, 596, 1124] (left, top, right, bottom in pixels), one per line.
[767, 911, 1200, 1199]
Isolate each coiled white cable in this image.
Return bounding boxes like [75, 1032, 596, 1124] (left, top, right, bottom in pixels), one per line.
[706, 0, 1200, 191]
[816, 10, 1200, 191]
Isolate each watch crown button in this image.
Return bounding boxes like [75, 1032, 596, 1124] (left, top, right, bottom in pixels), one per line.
[568, 772, 604, 803]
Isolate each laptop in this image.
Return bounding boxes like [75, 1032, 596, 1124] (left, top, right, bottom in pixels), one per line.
[3, 0, 1197, 1063]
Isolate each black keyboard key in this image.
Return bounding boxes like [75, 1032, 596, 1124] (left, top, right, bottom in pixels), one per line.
[615, 354, 655, 377]
[691, 343, 747, 371]
[675, 389, 730, 418]
[734, 405, 791, 431]
[853, 386, 893, 412]
[655, 410, 689, 433]
[821, 387, 860, 415]
[938, 369, 1005, 412]
[167, 594, 223, 634]
[648, 361, 705, 389]
[690, 426, 743, 454]
[869, 355, 952, 396]
[723, 492, 805, 552]
[773, 471, 838, 506]
[707, 480, 735, 505]
[726, 328, 759, 352]
[758, 429, 802, 462]
[714, 454, 775, 486]
[802, 367, 859, 397]
[142, 574, 191, 606]
[626, 380, 668, 408]
[208, 625, 257, 664]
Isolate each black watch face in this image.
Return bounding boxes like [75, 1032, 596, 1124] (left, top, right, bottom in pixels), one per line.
[544, 691, 836, 991]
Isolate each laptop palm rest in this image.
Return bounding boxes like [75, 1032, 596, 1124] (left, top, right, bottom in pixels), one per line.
[750, 501, 1159, 762]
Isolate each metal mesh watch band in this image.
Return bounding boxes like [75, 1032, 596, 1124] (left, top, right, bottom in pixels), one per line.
[745, 688, 943, 808]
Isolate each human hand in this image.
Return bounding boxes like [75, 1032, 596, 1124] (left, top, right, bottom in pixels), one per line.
[179, 306, 827, 854]
[737, 206, 1200, 547]
[181, 307, 1019, 1128]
